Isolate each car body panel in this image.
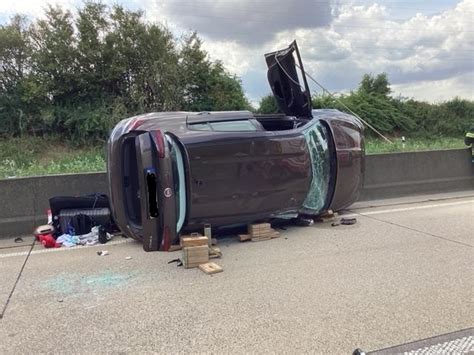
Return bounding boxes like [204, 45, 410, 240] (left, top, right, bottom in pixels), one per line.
[185, 133, 312, 227]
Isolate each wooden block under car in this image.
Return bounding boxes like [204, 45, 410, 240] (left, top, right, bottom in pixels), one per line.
[251, 228, 280, 242]
[199, 262, 223, 275]
[180, 233, 208, 247]
[182, 245, 209, 269]
[247, 223, 271, 235]
[251, 235, 272, 242]
[239, 234, 251, 242]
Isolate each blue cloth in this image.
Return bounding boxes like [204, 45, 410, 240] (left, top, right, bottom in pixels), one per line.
[56, 234, 80, 247]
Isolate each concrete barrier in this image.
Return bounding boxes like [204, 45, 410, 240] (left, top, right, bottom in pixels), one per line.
[360, 148, 474, 200]
[0, 148, 472, 237]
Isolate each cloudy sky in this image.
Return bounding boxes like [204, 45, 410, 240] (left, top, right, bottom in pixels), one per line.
[1, 0, 473, 105]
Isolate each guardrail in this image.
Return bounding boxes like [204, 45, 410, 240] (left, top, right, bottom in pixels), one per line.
[1, 148, 472, 238]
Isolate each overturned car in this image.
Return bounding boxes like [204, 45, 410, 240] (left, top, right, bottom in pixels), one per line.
[107, 41, 364, 251]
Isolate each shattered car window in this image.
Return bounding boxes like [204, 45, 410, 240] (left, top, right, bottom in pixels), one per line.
[302, 121, 330, 212]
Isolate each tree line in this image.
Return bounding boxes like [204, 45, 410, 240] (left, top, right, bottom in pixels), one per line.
[259, 73, 473, 137]
[1, 2, 471, 143]
[0, 2, 250, 142]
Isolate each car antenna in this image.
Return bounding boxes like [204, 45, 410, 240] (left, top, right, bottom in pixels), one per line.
[273, 52, 393, 144]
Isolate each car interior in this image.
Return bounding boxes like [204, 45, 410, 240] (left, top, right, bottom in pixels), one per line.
[253, 114, 310, 131]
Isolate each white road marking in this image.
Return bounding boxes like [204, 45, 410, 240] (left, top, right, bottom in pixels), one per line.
[345, 199, 474, 218]
[405, 335, 474, 354]
[0, 239, 134, 259]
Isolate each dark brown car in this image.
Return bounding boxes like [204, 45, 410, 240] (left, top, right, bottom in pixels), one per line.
[107, 41, 364, 251]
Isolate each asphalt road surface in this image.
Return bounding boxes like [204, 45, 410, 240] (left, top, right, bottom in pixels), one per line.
[0, 191, 473, 353]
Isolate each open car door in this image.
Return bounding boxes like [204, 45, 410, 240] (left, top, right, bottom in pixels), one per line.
[265, 40, 312, 118]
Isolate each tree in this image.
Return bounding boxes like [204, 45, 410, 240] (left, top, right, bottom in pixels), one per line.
[0, 15, 36, 135]
[178, 32, 212, 111]
[30, 5, 78, 104]
[257, 94, 280, 114]
[76, 2, 109, 100]
[358, 73, 391, 97]
[178, 33, 250, 112]
[207, 62, 251, 111]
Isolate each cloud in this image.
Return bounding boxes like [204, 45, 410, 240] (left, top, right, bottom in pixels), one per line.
[145, 0, 333, 45]
[243, 0, 474, 101]
[161, 0, 472, 103]
[0, 0, 80, 19]
[392, 72, 474, 102]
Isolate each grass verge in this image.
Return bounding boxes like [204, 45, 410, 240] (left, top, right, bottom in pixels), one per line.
[0, 136, 106, 179]
[365, 136, 465, 154]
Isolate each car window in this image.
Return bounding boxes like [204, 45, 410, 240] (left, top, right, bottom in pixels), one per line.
[210, 120, 257, 131]
[190, 120, 258, 132]
[301, 121, 331, 212]
[190, 123, 211, 131]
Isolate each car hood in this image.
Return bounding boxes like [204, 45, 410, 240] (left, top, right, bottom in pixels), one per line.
[265, 40, 312, 118]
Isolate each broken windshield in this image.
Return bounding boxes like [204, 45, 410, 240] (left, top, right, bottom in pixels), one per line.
[301, 121, 331, 213]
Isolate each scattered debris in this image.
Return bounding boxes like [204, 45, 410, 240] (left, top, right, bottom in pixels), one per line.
[125, 256, 132, 260]
[341, 217, 357, 225]
[38, 234, 60, 248]
[97, 250, 109, 256]
[199, 262, 223, 275]
[211, 238, 218, 245]
[182, 245, 209, 269]
[167, 258, 182, 266]
[98, 227, 111, 244]
[168, 244, 182, 252]
[14, 237, 23, 243]
[209, 246, 222, 259]
[34, 224, 55, 239]
[317, 210, 338, 223]
[331, 222, 340, 227]
[293, 217, 314, 226]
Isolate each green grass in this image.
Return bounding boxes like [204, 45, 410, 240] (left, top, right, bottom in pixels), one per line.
[0, 136, 106, 179]
[0, 135, 468, 178]
[365, 136, 465, 154]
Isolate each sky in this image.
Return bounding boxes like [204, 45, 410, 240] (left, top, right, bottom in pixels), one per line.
[1, 0, 473, 106]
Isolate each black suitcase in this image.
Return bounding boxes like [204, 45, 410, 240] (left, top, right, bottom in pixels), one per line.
[49, 194, 118, 235]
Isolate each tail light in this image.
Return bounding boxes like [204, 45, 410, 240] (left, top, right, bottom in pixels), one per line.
[162, 226, 170, 251]
[153, 130, 165, 159]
